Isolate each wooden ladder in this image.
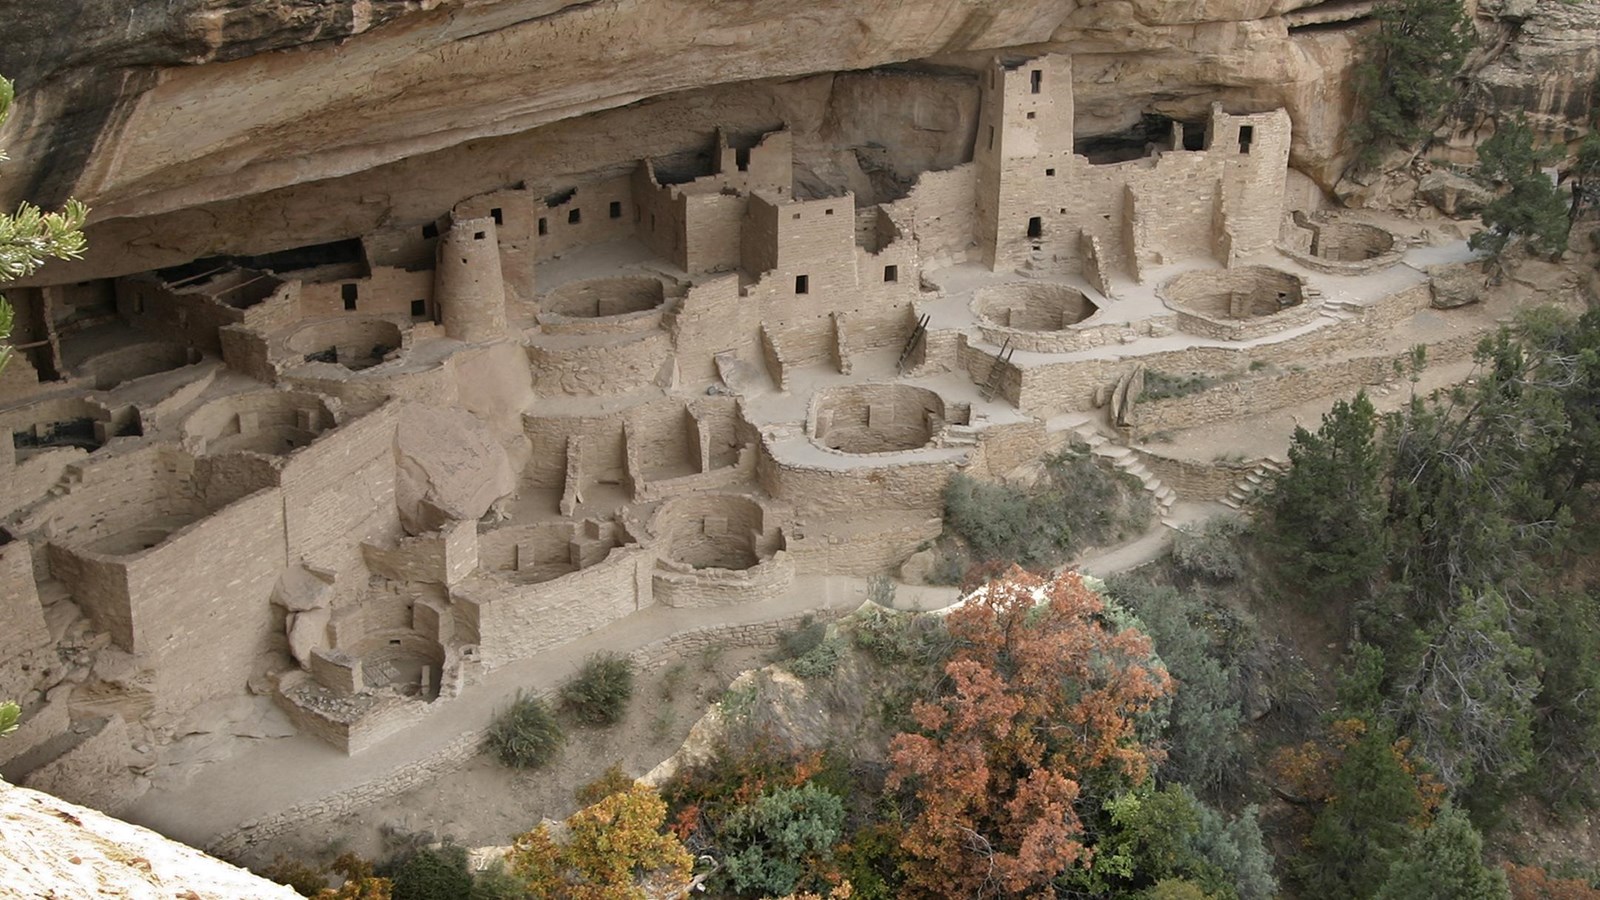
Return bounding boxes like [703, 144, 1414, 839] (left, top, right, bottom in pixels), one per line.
[979, 338, 1014, 401]
[896, 314, 931, 374]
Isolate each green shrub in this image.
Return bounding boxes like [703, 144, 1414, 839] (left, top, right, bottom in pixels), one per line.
[777, 616, 827, 660]
[943, 446, 1150, 570]
[1106, 578, 1260, 793]
[1170, 515, 1247, 582]
[560, 653, 635, 726]
[836, 823, 906, 900]
[391, 844, 473, 900]
[718, 782, 847, 897]
[786, 637, 844, 679]
[849, 607, 952, 668]
[488, 692, 564, 769]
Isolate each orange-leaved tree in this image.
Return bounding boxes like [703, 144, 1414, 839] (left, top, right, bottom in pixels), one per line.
[887, 568, 1173, 898]
[509, 782, 694, 900]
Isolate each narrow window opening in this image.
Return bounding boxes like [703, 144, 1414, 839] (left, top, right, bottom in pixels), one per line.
[883, 265, 898, 283]
[609, 201, 622, 219]
[1238, 125, 1254, 155]
[1045, 168, 1055, 177]
[568, 208, 581, 225]
[795, 275, 809, 295]
[792, 212, 802, 220]
[422, 223, 439, 239]
[490, 207, 503, 225]
[988, 126, 995, 151]
[341, 284, 358, 310]
[650, 213, 656, 231]
[1026, 217, 1043, 239]
[537, 217, 548, 236]
[410, 299, 427, 317]
[473, 231, 486, 240]
[1031, 70, 1043, 94]
[1026, 111, 1036, 120]
[735, 147, 751, 171]
[825, 208, 834, 216]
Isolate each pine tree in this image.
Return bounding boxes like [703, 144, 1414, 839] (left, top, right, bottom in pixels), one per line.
[1374, 805, 1509, 900]
[1298, 722, 1427, 899]
[1351, 0, 1475, 166]
[1470, 116, 1570, 265]
[1261, 391, 1387, 602]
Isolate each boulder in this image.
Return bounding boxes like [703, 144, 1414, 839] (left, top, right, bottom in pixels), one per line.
[395, 403, 517, 534]
[286, 607, 331, 669]
[1428, 263, 1488, 309]
[1418, 170, 1496, 217]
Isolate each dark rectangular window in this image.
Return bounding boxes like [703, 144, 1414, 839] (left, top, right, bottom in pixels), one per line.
[1031, 70, 1043, 94]
[568, 208, 581, 225]
[1027, 217, 1043, 239]
[795, 275, 809, 295]
[410, 299, 427, 317]
[609, 201, 622, 219]
[1239, 125, 1254, 155]
[1026, 111, 1036, 120]
[490, 207, 503, 225]
[422, 223, 439, 239]
[538, 217, 548, 236]
[1045, 168, 1055, 177]
[342, 284, 358, 310]
[736, 147, 751, 171]
[825, 208, 834, 216]
[473, 231, 486, 240]
[883, 265, 898, 283]
[988, 126, 995, 151]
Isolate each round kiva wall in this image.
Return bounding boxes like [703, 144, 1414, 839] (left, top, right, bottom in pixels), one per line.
[1307, 221, 1395, 262]
[974, 282, 1098, 332]
[809, 384, 945, 454]
[1162, 266, 1305, 320]
[287, 318, 404, 370]
[653, 493, 780, 571]
[183, 390, 336, 456]
[541, 276, 668, 319]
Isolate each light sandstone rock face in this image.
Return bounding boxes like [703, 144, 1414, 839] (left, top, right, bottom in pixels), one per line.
[0, 776, 301, 899]
[2, 0, 1595, 281]
[1440, 0, 1600, 160]
[3, 0, 1382, 283]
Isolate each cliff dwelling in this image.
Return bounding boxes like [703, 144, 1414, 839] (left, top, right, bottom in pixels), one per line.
[2, 0, 1596, 878]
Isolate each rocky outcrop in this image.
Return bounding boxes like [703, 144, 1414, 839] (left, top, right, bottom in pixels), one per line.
[1441, 0, 1600, 160]
[1, 0, 1594, 285]
[3, 0, 1380, 283]
[0, 776, 300, 899]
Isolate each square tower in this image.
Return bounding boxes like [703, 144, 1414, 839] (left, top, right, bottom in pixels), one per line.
[974, 54, 1075, 269]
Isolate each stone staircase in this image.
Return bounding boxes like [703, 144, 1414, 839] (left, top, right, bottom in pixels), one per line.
[1067, 424, 1178, 522]
[1316, 294, 1363, 323]
[1220, 456, 1290, 509]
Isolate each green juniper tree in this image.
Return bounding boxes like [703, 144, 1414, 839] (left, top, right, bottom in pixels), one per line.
[1260, 391, 1387, 604]
[1374, 805, 1509, 900]
[1470, 115, 1570, 268]
[1351, 0, 1476, 167]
